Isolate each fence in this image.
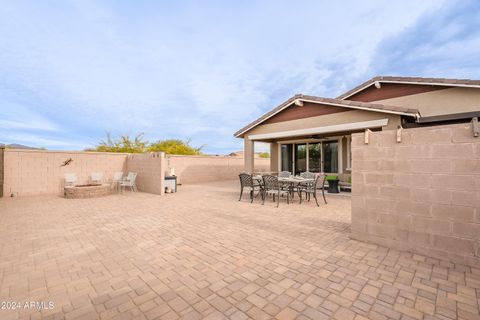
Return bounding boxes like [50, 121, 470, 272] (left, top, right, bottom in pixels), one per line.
[0, 150, 268, 197]
[2, 149, 127, 197]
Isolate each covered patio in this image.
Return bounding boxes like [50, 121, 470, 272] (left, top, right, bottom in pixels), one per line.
[235, 95, 420, 184]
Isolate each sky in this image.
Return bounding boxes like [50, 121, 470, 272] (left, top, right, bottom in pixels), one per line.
[1, 0, 479, 154]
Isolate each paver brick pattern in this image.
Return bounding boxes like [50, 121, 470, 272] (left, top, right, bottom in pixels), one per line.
[0, 181, 479, 320]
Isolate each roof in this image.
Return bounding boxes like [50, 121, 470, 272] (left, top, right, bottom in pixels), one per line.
[234, 94, 420, 137]
[337, 76, 480, 100]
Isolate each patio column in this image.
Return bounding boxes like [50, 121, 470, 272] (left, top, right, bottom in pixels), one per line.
[270, 143, 278, 173]
[244, 137, 254, 173]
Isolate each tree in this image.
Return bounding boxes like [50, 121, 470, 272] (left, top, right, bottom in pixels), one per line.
[148, 139, 203, 155]
[258, 152, 270, 158]
[91, 133, 148, 153]
[89, 134, 203, 155]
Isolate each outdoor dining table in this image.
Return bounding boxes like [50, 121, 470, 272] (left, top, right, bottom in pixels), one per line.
[278, 177, 314, 197]
[252, 175, 314, 202]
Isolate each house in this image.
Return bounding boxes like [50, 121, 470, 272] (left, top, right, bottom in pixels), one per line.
[234, 76, 480, 180]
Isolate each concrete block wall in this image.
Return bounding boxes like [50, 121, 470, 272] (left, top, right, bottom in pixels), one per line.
[2, 149, 127, 197]
[1, 150, 267, 197]
[351, 123, 480, 266]
[166, 155, 270, 184]
[126, 152, 165, 195]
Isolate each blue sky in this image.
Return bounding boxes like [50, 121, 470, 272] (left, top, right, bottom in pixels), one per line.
[1, 0, 479, 154]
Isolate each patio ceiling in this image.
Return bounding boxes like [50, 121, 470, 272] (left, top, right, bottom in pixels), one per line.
[248, 118, 388, 141]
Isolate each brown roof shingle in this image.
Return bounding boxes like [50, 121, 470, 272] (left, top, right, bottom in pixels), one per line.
[336, 76, 480, 100]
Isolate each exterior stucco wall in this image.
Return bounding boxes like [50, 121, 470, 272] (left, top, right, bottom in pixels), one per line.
[245, 110, 401, 137]
[166, 155, 270, 184]
[374, 87, 480, 117]
[351, 123, 480, 265]
[3, 149, 127, 197]
[126, 152, 165, 195]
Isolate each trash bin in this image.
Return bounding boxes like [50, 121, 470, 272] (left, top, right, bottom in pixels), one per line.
[164, 176, 177, 193]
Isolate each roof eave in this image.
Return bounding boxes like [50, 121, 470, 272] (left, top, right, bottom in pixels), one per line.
[234, 96, 419, 138]
[337, 76, 480, 100]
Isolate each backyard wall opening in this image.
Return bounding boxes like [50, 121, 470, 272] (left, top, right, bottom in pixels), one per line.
[351, 122, 480, 265]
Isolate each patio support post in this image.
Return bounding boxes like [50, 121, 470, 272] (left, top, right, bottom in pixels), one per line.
[244, 137, 254, 174]
[270, 143, 278, 173]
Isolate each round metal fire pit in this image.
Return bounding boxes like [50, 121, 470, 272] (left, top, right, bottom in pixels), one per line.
[64, 184, 111, 199]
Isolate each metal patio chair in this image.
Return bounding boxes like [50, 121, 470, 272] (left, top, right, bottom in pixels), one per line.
[299, 173, 327, 206]
[278, 171, 291, 178]
[238, 173, 262, 202]
[262, 175, 290, 207]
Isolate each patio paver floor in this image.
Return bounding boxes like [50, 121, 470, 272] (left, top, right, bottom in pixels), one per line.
[0, 181, 479, 320]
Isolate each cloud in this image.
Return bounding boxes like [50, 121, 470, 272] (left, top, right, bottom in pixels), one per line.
[1, 0, 470, 153]
[369, 0, 480, 79]
[0, 132, 81, 148]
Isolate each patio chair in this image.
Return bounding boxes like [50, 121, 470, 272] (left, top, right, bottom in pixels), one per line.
[300, 171, 316, 180]
[120, 172, 138, 192]
[299, 174, 327, 206]
[112, 172, 124, 192]
[295, 171, 317, 197]
[64, 173, 77, 187]
[90, 172, 103, 184]
[262, 175, 290, 207]
[278, 171, 291, 178]
[238, 173, 262, 203]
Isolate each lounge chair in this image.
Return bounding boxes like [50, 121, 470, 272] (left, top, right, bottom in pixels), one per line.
[120, 172, 138, 192]
[90, 172, 103, 184]
[64, 173, 77, 187]
[112, 172, 124, 192]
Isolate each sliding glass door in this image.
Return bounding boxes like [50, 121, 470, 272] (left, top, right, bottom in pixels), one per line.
[294, 144, 306, 175]
[280, 140, 340, 174]
[323, 141, 338, 173]
[308, 143, 321, 172]
[281, 144, 293, 172]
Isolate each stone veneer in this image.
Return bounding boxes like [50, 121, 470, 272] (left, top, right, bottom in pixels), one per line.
[350, 122, 480, 265]
[64, 184, 111, 199]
